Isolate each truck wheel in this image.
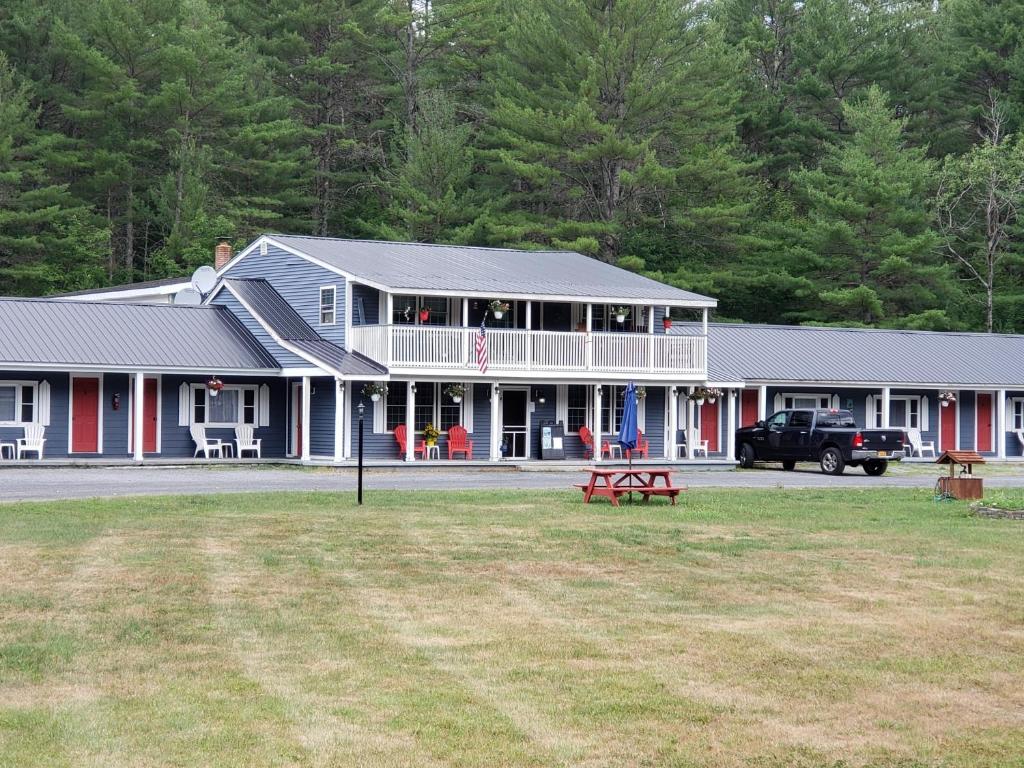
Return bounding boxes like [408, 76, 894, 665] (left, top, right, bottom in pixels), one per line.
[738, 443, 756, 469]
[781, 459, 796, 471]
[819, 447, 845, 475]
[863, 459, 888, 476]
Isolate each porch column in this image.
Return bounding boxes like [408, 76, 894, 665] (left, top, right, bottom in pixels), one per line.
[343, 381, 353, 459]
[132, 372, 145, 462]
[880, 386, 891, 429]
[726, 388, 737, 461]
[702, 308, 708, 335]
[593, 384, 603, 462]
[301, 376, 311, 462]
[385, 293, 394, 364]
[585, 303, 593, 331]
[758, 384, 767, 421]
[686, 387, 696, 459]
[405, 381, 415, 461]
[667, 386, 679, 460]
[525, 301, 532, 330]
[334, 378, 345, 462]
[462, 298, 469, 326]
[489, 383, 500, 460]
[998, 388, 1007, 459]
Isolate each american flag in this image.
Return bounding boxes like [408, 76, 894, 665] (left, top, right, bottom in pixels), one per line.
[475, 319, 489, 374]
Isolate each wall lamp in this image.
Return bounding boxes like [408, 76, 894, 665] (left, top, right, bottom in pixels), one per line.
[534, 389, 546, 405]
[111, 393, 121, 411]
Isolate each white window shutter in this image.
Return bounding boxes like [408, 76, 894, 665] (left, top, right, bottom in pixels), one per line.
[38, 381, 50, 426]
[1007, 396, 1013, 432]
[556, 385, 568, 427]
[832, 394, 840, 410]
[178, 383, 190, 426]
[921, 396, 929, 432]
[638, 395, 646, 432]
[865, 395, 875, 428]
[373, 389, 385, 434]
[463, 383, 474, 433]
[259, 384, 271, 426]
[773, 393, 783, 412]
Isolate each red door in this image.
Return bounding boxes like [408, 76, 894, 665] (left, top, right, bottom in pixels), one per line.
[940, 399, 956, 452]
[130, 378, 159, 453]
[700, 400, 719, 452]
[71, 377, 100, 453]
[740, 390, 759, 427]
[976, 393, 993, 452]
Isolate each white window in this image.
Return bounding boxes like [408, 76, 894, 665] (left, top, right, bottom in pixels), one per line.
[383, 382, 465, 433]
[391, 296, 453, 326]
[1011, 398, 1024, 431]
[866, 394, 927, 430]
[319, 286, 336, 325]
[0, 381, 37, 425]
[192, 385, 258, 427]
[778, 393, 833, 411]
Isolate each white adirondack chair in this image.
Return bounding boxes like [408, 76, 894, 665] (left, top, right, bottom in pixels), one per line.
[905, 428, 935, 458]
[16, 424, 45, 459]
[234, 426, 262, 459]
[190, 424, 223, 459]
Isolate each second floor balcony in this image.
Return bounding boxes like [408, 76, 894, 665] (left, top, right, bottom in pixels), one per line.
[348, 324, 707, 380]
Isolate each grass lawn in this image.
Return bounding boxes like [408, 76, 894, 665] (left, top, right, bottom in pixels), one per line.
[1, 489, 1023, 767]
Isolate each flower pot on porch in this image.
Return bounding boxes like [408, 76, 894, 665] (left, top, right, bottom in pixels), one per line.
[426, 440, 437, 447]
[695, 398, 705, 406]
[419, 309, 430, 322]
[370, 393, 381, 402]
[941, 400, 951, 407]
[662, 317, 672, 330]
[492, 310, 504, 319]
[708, 397, 717, 404]
[616, 314, 626, 323]
[451, 395, 462, 403]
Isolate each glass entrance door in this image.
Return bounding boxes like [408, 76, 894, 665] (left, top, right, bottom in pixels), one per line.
[501, 389, 529, 459]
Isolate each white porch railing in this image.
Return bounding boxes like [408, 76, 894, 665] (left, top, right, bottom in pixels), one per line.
[348, 325, 706, 377]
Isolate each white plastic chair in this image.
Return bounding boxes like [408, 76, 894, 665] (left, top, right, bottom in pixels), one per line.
[234, 426, 262, 459]
[675, 429, 709, 458]
[905, 428, 935, 458]
[190, 424, 223, 458]
[16, 424, 45, 459]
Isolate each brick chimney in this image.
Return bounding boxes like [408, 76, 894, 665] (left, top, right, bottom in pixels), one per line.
[214, 239, 233, 270]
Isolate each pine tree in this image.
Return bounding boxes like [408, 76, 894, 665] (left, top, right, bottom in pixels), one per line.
[789, 86, 954, 326]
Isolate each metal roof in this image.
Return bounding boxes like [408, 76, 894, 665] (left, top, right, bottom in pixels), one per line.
[0, 298, 279, 371]
[54, 276, 191, 298]
[223, 278, 387, 377]
[263, 234, 716, 306]
[674, 323, 1024, 387]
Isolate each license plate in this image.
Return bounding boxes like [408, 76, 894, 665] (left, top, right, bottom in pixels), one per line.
[877, 451, 888, 457]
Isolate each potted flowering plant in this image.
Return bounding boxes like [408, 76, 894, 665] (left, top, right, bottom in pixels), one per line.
[939, 391, 956, 407]
[705, 387, 723, 404]
[488, 299, 510, 319]
[611, 306, 630, 323]
[418, 306, 430, 323]
[207, 376, 225, 397]
[662, 315, 672, 330]
[635, 386, 647, 401]
[444, 383, 465, 403]
[423, 422, 440, 447]
[362, 382, 387, 402]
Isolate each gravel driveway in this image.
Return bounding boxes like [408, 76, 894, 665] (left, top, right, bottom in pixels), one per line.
[2, 464, 1023, 502]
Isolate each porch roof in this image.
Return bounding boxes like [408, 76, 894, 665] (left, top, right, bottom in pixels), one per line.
[262, 234, 717, 307]
[0, 297, 280, 372]
[222, 278, 387, 378]
[674, 323, 1024, 388]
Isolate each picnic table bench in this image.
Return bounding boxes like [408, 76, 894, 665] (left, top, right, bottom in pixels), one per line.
[575, 468, 686, 506]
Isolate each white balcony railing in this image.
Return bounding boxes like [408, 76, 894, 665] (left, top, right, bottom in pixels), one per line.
[348, 325, 706, 377]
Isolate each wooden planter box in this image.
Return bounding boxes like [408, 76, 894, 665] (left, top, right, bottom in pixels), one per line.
[938, 476, 984, 500]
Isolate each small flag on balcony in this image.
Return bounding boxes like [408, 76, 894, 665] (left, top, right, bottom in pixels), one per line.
[476, 319, 489, 374]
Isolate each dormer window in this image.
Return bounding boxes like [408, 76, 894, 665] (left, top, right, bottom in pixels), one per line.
[319, 286, 336, 325]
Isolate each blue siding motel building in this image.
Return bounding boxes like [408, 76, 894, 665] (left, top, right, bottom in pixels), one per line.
[2, 234, 1023, 465]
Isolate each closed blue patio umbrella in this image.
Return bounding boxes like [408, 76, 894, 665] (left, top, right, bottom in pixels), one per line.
[618, 382, 639, 501]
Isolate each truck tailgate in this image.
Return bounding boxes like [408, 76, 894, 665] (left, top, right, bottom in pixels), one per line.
[861, 430, 906, 455]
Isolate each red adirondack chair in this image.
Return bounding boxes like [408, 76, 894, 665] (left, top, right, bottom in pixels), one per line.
[447, 425, 473, 459]
[626, 429, 649, 459]
[579, 426, 611, 460]
[394, 424, 426, 460]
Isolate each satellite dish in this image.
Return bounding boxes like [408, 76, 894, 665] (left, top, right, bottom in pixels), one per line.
[191, 265, 217, 295]
[173, 288, 202, 306]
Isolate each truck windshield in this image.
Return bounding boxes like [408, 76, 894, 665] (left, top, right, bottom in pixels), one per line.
[816, 412, 857, 428]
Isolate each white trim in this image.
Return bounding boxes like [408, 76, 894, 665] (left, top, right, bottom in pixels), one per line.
[775, 392, 834, 412]
[726, 388, 736, 460]
[0, 362, 280, 376]
[344, 281, 353, 347]
[178, 382, 190, 426]
[319, 285, 337, 326]
[556, 384, 568, 427]
[463, 383, 474, 433]
[132, 373, 144, 461]
[497, 385, 531, 459]
[259, 384, 271, 427]
[301, 375, 311, 462]
[289, 382, 302, 457]
[998, 389, 1007, 459]
[60, 282, 189, 302]
[489, 383, 500, 460]
[334, 378, 345, 462]
[0, 379, 39, 427]
[344, 381, 353, 459]
[68, 374, 104, 454]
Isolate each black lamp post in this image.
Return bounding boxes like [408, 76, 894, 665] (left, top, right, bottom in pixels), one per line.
[357, 400, 365, 505]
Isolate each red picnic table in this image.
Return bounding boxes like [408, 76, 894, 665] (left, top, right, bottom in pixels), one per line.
[576, 468, 686, 506]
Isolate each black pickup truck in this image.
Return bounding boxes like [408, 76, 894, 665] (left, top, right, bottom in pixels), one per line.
[735, 409, 907, 475]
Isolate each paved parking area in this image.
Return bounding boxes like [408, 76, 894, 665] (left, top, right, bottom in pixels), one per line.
[2, 464, 1024, 502]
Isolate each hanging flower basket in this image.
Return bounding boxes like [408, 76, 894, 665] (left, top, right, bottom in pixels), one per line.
[662, 316, 672, 330]
[362, 382, 387, 402]
[418, 307, 430, 323]
[207, 376, 224, 397]
[689, 386, 723, 405]
[611, 306, 630, 324]
[488, 299, 510, 319]
[939, 391, 956, 407]
[444, 383, 465, 404]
